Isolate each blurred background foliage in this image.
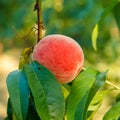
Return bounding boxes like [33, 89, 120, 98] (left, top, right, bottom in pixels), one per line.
[0, 0, 120, 119]
[0, 0, 120, 80]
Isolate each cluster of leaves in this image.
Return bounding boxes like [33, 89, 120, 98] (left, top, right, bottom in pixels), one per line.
[5, 61, 120, 120]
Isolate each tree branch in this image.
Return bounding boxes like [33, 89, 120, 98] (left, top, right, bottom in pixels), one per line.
[35, 0, 42, 43]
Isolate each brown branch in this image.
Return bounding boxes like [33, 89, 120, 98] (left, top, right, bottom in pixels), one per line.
[35, 0, 42, 43]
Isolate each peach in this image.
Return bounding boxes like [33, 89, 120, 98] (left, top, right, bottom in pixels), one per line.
[32, 34, 84, 84]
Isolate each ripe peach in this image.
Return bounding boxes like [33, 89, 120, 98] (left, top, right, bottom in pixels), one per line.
[32, 34, 84, 84]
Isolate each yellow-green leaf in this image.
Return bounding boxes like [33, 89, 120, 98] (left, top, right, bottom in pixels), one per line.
[91, 24, 99, 51]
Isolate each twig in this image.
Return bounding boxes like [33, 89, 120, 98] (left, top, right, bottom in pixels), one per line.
[35, 0, 42, 43]
[106, 80, 120, 90]
[12, 26, 37, 40]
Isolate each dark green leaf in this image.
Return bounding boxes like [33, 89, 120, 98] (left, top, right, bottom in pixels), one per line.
[27, 97, 40, 120]
[99, 0, 119, 26]
[116, 93, 120, 102]
[66, 67, 99, 120]
[25, 61, 65, 120]
[7, 98, 12, 120]
[103, 101, 120, 120]
[4, 117, 9, 120]
[6, 70, 29, 120]
[114, 3, 120, 29]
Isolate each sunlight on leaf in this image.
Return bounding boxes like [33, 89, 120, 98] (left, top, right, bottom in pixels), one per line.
[91, 0, 119, 51]
[61, 85, 70, 99]
[92, 24, 99, 51]
[88, 90, 110, 120]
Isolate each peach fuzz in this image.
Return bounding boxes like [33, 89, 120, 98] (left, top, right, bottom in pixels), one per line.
[32, 34, 84, 84]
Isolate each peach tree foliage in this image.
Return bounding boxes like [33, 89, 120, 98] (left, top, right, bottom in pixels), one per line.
[6, 61, 108, 120]
[5, 37, 120, 120]
[5, 40, 120, 120]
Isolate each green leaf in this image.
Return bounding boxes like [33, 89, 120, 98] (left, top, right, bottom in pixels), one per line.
[66, 68, 107, 120]
[66, 67, 99, 120]
[6, 70, 29, 120]
[88, 90, 109, 119]
[25, 61, 65, 120]
[13, 113, 17, 120]
[19, 47, 33, 69]
[116, 93, 120, 102]
[89, 90, 109, 111]
[61, 84, 71, 99]
[103, 101, 120, 120]
[99, 0, 119, 26]
[26, 97, 40, 120]
[4, 117, 9, 120]
[75, 70, 107, 120]
[114, 2, 120, 29]
[91, 0, 119, 51]
[7, 98, 12, 120]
